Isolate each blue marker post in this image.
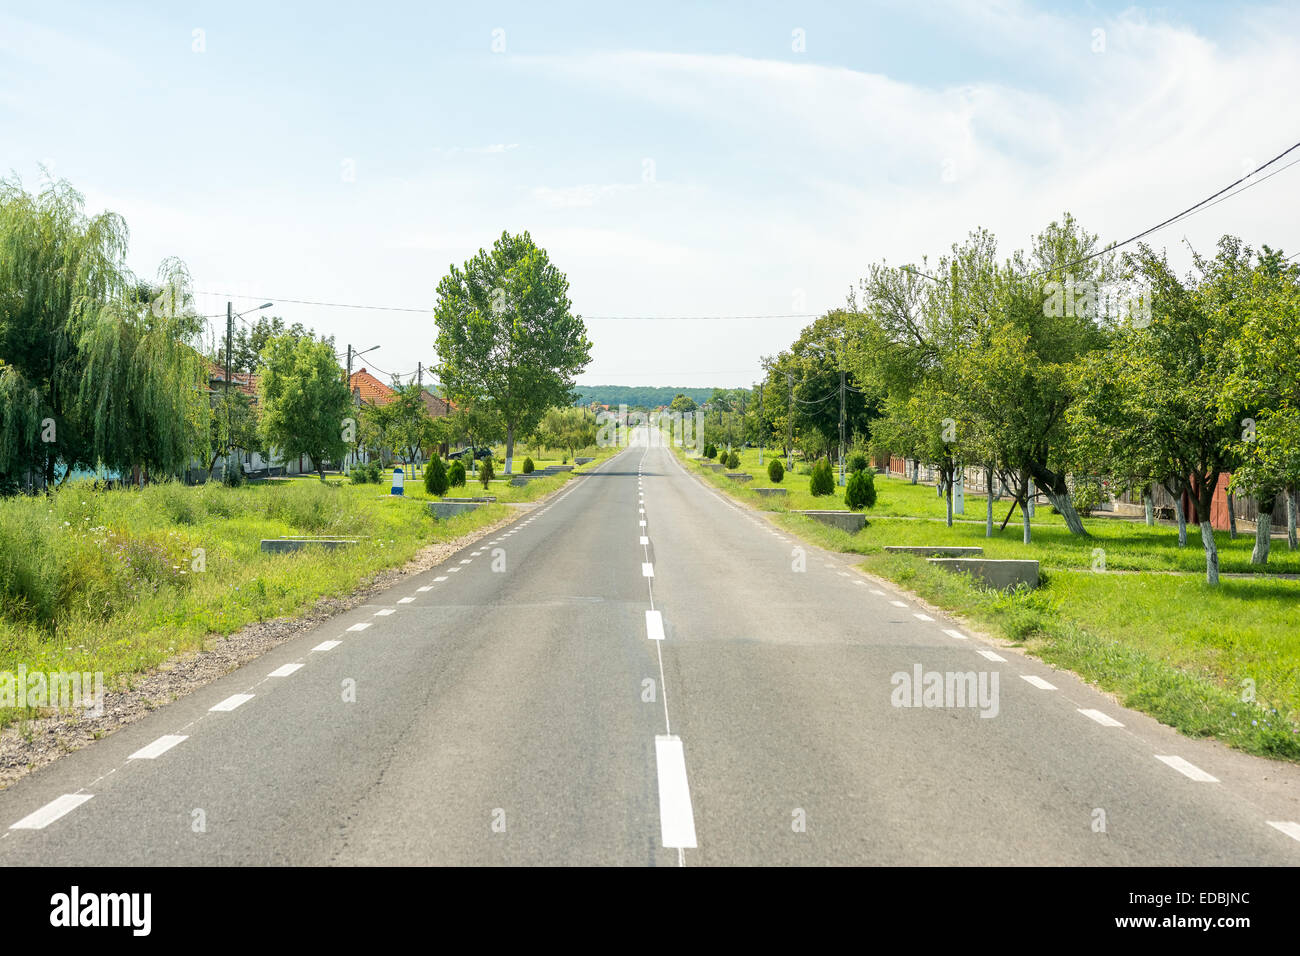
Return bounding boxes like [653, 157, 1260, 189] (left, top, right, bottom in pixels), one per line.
[391, 465, 404, 496]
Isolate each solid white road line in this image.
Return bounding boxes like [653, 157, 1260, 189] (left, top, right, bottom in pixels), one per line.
[645, 610, 666, 642]
[654, 735, 698, 849]
[210, 693, 254, 712]
[9, 793, 94, 830]
[347, 622, 372, 631]
[642, 563, 655, 577]
[269, 662, 304, 677]
[313, 640, 341, 652]
[1155, 755, 1219, 782]
[1266, 821, 1300, 842]
[374, 608, 394, 616]
[943, 628, 968, 640]
[1078, 708, 1124, 727]
[129, 734, 189, 760]
[1020, 675, 1057, 690]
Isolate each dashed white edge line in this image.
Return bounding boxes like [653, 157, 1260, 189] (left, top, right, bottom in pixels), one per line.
[210, 693, 254, 712]
[268, 662, 304, 677]
[1078, 708, 1124, 727]
[1154, 755, 1219, 782]
[9, 794, 94, 830]
[1020, 675, 1057, 690]
[1266, 821, 1300, 842]
[129, 734, 189, 760]
[313, 640, 341, 652]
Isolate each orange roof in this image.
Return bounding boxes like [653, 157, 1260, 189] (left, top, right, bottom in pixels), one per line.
[208, 361, 258, 397]
[420, 390, 456, 417]
[348, 368, 396, 406]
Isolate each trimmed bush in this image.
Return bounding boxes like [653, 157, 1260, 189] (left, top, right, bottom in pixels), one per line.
[726, 451, 740, 469]
[479, 457, 494, 490]
[848, 452, 869, 474]
[349, 466, 368, 485]
[448, 460, 466, 488]
[703, 443, 716, 460]
[424, 457, 449, 497]
[522, 457, 535, 474]
[809, 458, 835, 497]
[845, 468, 877, 511]
[767, 458, 784, 482]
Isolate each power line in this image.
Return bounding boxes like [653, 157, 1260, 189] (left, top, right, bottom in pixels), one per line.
[1035, 138, 1300, 277]
[194, 290, 827, 321]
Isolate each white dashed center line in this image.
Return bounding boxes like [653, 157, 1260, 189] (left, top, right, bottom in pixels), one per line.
[210, 693, 254, 712]
[9, 794, 94, 830]
[1155, 755, 1219, 782]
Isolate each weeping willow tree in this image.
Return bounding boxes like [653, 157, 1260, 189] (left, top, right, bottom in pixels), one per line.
[0, 176, 210, 490]
[77, 258, 211, 481]
[0, 175, 127, 489]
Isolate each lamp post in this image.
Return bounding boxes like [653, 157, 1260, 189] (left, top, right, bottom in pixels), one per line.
[225, 301, 273, 477]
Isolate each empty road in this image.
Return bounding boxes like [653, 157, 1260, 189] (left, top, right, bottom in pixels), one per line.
[3, 431, 1299, 865]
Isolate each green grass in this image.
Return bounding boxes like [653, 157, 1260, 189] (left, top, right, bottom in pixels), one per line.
[677, 445, 1300, 760]
[0, 444, 616, 728]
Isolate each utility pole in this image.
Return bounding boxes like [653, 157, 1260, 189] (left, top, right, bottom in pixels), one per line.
[786, 372, 794, 470]
[756, 380, 763, 466]
[838, 367, 846, 486]
[417, 362, 423, 388]
[225, 302, 233, 475]
[345, 344, 353, 388]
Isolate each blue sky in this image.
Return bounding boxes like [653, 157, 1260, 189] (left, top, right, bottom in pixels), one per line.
[2, 0, 1297, 387]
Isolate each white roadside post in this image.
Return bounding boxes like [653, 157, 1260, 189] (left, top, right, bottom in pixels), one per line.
[391, 465, 404, 497]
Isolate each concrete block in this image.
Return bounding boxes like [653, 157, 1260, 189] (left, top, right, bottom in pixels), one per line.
[725, 473, 752, 482]
[796, 510, 866, 532]
[427, 501, 484, 519]
[928, 557, 1039, 590]
[753, 487, 788, 497]
[260, 538, 356, 553]
[885, 546, 984, 557]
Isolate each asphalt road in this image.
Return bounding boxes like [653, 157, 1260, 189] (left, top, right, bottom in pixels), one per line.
[2, 430, 1299, 865]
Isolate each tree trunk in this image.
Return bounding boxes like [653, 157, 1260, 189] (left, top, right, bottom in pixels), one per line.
[985, 465, 994, 538]
[1288, 487, 1298, 551]
[1021, 472, 1032, 545]
[945, 467, 953, 528]
[1251, 495, 1274, 565]
[505, 422, 515, 475]
[911, 459, 918, 484]
[1143, 486, 1154, 526]
[1044, 488, 1089, 537]
[1226, 489, 1237, 539]
[1173, 495, 1187, 547]
[1199, 521, 1220, 585]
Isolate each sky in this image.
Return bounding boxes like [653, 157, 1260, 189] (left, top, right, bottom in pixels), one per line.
[2, 0, 1298, 389]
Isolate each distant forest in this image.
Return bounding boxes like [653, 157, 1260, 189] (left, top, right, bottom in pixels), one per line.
[573, 386, 716, 409]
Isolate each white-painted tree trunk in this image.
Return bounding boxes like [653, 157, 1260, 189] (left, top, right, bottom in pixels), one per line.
[985, 465, 994, 538]
[1288, 487, 1298, 551]
[1173, 496, 1187, 547]
[1251, 500, 1272, 565]
[1144, 485, 1154, 526]
[1200, 521, 1220, 585]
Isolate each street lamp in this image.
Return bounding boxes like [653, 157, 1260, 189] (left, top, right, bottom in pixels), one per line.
[225, 301, 273, 478]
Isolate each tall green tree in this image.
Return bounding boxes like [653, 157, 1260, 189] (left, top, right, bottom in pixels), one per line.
[434, 231, 591, 473]
[77, 259, 210, 481]
[0, 176, 126, 488]
[257, 333, 351, 480]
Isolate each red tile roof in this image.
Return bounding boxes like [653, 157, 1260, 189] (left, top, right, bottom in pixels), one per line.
[348, 368, 396, 406]
[208, 362, 258, 397]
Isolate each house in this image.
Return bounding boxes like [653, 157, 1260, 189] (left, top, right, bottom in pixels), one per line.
[345, 369, 455, 466]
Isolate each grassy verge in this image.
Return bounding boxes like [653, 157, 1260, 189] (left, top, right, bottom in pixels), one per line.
[0, 444, 616, 728]
[676, 445, 1300, 760]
